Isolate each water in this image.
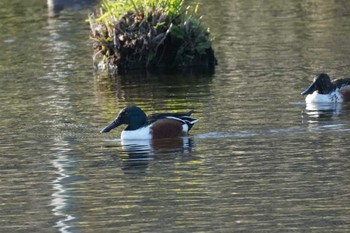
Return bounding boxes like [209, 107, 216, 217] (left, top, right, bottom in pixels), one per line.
[1, 0, 350, 232]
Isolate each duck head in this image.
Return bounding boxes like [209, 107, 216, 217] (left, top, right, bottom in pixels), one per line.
[100, 106, 148, 133]
[301, 73, 336, 95]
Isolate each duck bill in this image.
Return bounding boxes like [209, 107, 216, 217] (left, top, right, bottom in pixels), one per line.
[100, 117, 122, 133]
[301, 81, 317, 95]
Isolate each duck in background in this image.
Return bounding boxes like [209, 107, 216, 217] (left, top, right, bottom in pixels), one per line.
[301, 73, 350, 103]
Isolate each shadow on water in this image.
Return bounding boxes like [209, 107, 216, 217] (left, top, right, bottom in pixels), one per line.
[105, 137, 195, 176]
[94, 69, 215, 122]
[94, 69, 214, 101]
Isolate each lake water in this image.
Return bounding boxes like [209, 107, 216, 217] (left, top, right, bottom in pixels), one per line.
[1, 0, 350, 232]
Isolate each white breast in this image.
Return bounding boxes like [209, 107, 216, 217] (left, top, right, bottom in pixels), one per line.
[121, 125, 152, 140]
[305, 90, 343, 103]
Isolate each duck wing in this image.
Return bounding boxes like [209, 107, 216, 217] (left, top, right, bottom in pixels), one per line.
[147, 111, 194, 123]
[333, 78, 350, 88]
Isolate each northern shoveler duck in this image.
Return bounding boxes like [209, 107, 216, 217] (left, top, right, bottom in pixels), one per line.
[301, 73, 350, 103]
[100, 106, 198, 140]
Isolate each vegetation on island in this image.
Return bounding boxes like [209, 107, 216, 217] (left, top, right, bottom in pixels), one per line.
[88, 0, 217, 72]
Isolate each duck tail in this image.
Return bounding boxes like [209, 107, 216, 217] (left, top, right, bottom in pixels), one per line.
[181, 117, 199, 131]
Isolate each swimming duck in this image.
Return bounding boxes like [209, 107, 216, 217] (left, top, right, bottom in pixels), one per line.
[100, 106, 198, 140]
[301, 73, 350, 103]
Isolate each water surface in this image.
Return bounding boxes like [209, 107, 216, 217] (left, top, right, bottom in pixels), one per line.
[1, 0, 350, 232]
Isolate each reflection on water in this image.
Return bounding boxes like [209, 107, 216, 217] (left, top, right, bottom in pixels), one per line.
[47, 0, 97, 18]
[301, 102, 350, 134]
[303, 102, 342, 119]
[110, 137, 195, 176]
[3, 0, 350, 232]
[118, 139, 153, 176]
[50, 141, 76, 233]
[94, 70, 214, 116]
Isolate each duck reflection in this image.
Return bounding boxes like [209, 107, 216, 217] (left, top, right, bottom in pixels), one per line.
[301, 102, 346, 130]
[303, 102, 342, 119]
[118, 137, 195, 175]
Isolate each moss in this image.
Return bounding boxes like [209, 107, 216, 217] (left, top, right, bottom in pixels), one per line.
[88, 0, 217, 73]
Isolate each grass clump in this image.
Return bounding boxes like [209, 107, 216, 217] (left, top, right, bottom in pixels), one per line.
[88, 0, 217, 72]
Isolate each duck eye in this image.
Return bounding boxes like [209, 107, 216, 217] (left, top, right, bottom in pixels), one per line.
[121, 111, 128, 118]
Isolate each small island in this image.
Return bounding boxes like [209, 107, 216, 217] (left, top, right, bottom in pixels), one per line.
[88, 0, 217, 73]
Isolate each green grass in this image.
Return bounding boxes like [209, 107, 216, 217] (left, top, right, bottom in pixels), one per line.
[92, 0, 187, 25]
[88, 0, 216, 71]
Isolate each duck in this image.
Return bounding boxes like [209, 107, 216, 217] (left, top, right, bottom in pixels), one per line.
[301, 73, 350, 103]
[100, 106, 199, 140]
